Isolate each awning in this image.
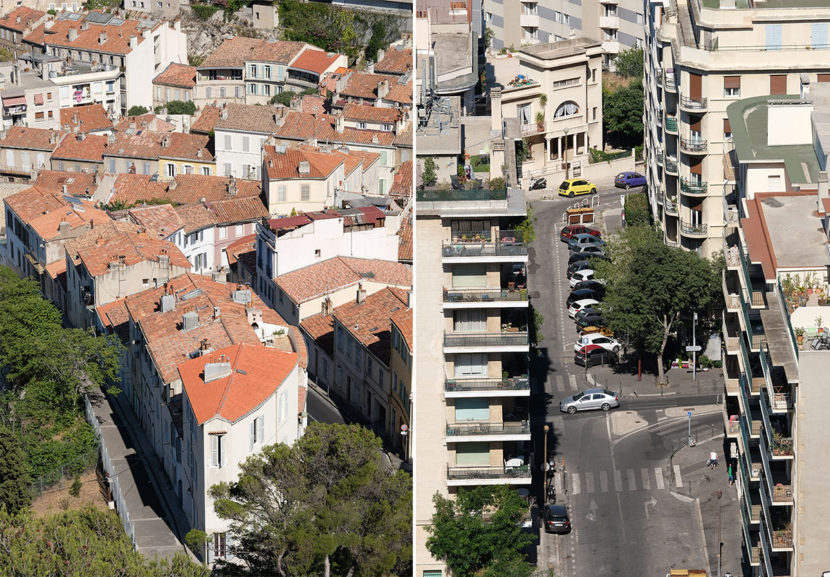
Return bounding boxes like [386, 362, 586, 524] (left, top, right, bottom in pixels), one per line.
[34, 93, 44, 105]
[24, 252, 44, 274]
[2, 95, 26, 107]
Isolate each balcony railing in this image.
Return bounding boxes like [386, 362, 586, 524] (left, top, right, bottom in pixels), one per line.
[664, 195, 678, 215]
[447, 464, 531, 480]
[450, 229, 492, 243]
[664, 155, 678, 174]
[418, 188, 507, 202]
[445, 376, 530, 393]
[446, 421, 531, 436]
[664, 73, 676, 92]
[444, 332, 530, 347]
[679, 137, 708, 153]
[772, 483, 793, 504]
[680, 94, 707, 110]
[680, 220, 708, 236]
[665, 114, 678, 133]
[443, 288, 528, 303]
[442, 242, 529, 258]
[680, 177, 708, 195]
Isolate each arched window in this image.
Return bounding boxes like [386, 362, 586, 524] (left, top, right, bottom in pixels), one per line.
[555, 101, 579, 118]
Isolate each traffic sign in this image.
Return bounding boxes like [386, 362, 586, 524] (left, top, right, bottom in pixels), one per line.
[685, 345, 702, 352]
[400, 424, 408, 432]
[687, 411, 693, 418]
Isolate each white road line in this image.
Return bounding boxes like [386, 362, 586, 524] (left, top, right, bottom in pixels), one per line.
[555, 375, 565, 392]
[586, 373, 595, 385]
[626, 469, 637, 491]
[555, 470, 563, 496]
[585, 471, 595, 494]
[640, 468, 651, 491]
[568, 374, 577, 391]
[674, 464, 683, 488]
[599, 470, 609, 493]
[614, 469, 623, 492]
[654, 467, 665, 490]
[571, 472, 581, 495]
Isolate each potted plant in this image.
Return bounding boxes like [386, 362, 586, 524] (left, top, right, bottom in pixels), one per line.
[795, 326, 805, 347]
[535, 111, 545, 132]
[816, 316, 824, 334]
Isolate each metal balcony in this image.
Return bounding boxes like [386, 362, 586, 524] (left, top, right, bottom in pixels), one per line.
[445, 376, 530, 395]
[664, 195, 678, 215]
[443, 287, 529, 307]
[663, 72, 676, 92]
[443, 332, 529, 348]
[664, 155, 678, 174]
[446, 421, 531, 437]
[447, 464, 532, 482]
[679, 94, 708, 111]
[664, 114, 678, 133]
[680, 177, 707, 195]
[679, 137, 708, 154]
[679, 220, 708, 236]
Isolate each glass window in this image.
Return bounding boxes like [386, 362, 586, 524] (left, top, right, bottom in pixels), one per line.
[301, 184, 310, 201]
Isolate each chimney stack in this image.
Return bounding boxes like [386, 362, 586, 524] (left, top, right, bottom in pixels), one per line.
[335, 115, 344, 134]
[356, 284, 367, 304]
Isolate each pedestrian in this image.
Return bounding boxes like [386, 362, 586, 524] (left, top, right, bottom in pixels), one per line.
[728, 465, 734, 486]
[707, 450, 719, 469]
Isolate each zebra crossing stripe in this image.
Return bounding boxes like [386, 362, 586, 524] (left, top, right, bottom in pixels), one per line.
[568, 374, 577, 390]
[655, 467, 665, 490]
[554, 471, 563, 496]
[626, 469, 637, 491]
[555, 375, 565, 392]
[640, 468, 651, 491]
[673, 465, 683, 488]
[572, 472, 581, 495]
[599, 470, 609, 493]
[614, 469, 623, 492]
[585, 471, 595, 494]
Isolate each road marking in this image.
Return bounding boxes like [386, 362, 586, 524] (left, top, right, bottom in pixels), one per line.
[555, 375, 565, 392]
[673, 464, 683, 488]
[614, 469, 623, 492]
[599, 470, 609, 493]
[640, 467, 651, 491]
[571, 472, 581, 495]
[554, 470, 563, 496]
[585, 471, 595, 494]
[568, 374, 577, 391]
[586, 373, 595, 385]
[626, 469, 637, 491]
[654, 467, 665, 490]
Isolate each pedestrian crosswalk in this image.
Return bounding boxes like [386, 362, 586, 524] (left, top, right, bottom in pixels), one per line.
[555, 466, 670, 496]
[552, 374, 580, 393]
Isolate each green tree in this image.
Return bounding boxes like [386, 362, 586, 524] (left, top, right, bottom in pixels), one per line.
[210, 423, 412, 577]
[623, 191, 649, 226]
[165, 100, 197, 115]
[0, 506, 209, 576]
[488, 176, 505, 190]
[614, 47, 644, 78]
[514, 203, 536, 244]
[366, 21, 386, 62]
[603, 79, 644, 147]
[271, 91, 295, 106]
[483, 27, 495, 49]
[594, 227, 719, 384]
[0, 427, 32, 514]
[128, 105, 149, 116]
[421, 157, 437, 187]
[0, 48, 12, 62]
[426, 485, 534, 577]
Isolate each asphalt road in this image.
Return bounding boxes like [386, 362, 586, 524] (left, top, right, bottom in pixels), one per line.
[527, 189, 728, 576]
[306, 383, 345, 425]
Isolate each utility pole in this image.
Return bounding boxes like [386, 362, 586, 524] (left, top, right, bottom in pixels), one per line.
[692, 311, 698, 382]
[543, 424, 550, 502]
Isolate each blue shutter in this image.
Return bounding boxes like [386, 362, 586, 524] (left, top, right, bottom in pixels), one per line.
[812, 23, 828, 49]
[766, 24, 782, 51]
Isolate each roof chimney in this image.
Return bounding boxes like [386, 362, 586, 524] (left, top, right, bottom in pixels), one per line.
[99, 30, 107, 44]
[160, 293, 175, 312]
[182, 310, 199, 331]
[298, 160, 310, 175]
[246, 307, 262, 326]
[168, 178, 177, 191]
[356, 284, 367, 304]
[335, 115, 344, 134]
[377, 79, 389, 100]
[227, 175, 237, 196]
[322, 295, 332, 315]
[203, 360, 232, 382]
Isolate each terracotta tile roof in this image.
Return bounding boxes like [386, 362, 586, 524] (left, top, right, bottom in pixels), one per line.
[301, 95, 326, 115]
[390, 160, 412, 198]
[394, 120, 412, 147]
[114, 114, 175, 134]
[171, 174, 260, 204]
[341, 148, 380, 176]
[5, 186, 109, 240]
[263, 145, 344, 180]
[275, 256, 411, 304]
[128, 204, 183, 237]
[108, 174, 169, 206]
[374, 46, 412, 75]
[250, 39, 307, 64]
[226, 233, 255, 266]
[153, 62, 197, 88]
[32, 170, 97, 197]
[397, 212, 412, 263]
[0, 7, 45, 32]
[105, 131, 212, 162]
[275, 111, 396, 147]
[264, 214, 312, 234]
[45, 258, 67, 280]
[160, 133, 213, 161]
[332, 287, 408, 365]
[124, 272, 295, 383]
[300, 312, 334, 355]
[175, 195, 267, 234]
[198, 37, 262, 69]
[214, 103, 282, 134]
[52, 133, 108, 162]
[59, 104, 112, 134]
[390, 306, 413, 350]
[191, 105, 222, 134]
[289, 49, 340, 75]
[385, 78, 413, 106]
[0, 126, 62, 151]
[65, 219, 190, 276]
[341, 103, 401, 124]
[26, 12, 149, 55]
[176, 203, 216, 234]
[96, 297, 130, 341]
[179, 343, 298, 425]
[341, 72, 398, 100]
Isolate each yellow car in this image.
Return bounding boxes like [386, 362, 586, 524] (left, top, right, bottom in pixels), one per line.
[558, 178, 597, 198]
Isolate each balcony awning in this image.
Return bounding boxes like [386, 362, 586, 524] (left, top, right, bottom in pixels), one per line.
[24, 252, 44, 274]
[2, 95, 26, 107]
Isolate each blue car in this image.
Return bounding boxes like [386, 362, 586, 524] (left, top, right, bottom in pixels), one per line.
[615, 171, 646, 189]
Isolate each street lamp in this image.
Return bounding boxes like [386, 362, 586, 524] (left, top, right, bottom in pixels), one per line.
[543, 424, 550, 502]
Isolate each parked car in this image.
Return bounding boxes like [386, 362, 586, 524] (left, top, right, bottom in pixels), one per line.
[568, 234, 606, 252]
[559, 387, 620, 413]
[576, 311, 605, 331]
[558, 178, 597, 198]
[566, 287, 604, 307]
[574, 344, 616, 367]
[530, 177, 547, 190]
[615, 171, 647, 189]
[568, 298, 600, 319]
[544, 504, 572, 534]
[571, 279, 606, 295]
[571, 245, 606, 260]
[567, 250, 608, 266]
[567, 260, 592, 279]
[570, 269, 596, 287]
[574, 332, 621, 353]
[560, 224, 601, 242]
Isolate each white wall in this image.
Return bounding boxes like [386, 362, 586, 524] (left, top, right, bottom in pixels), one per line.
[767, 103, 813, 146]
[181, 227, 216, 274]
[746, 166, 788, 196]
[215, 130, 269, 179]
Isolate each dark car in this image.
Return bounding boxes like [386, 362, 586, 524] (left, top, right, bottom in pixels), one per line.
[574, 344, 615, 367]
[560, 224, 601, 242]
[568, 234, 606, 253]
[567, 251, 609, 266]
[576, 312, 606, 330]
[567, 260, 592, 279]
[572, 280, 606, 296]
[566, 288, 604, 307]
[615, 171, 647, 189]
[571, 245, 606, 258]
[544, 504, 571, 534]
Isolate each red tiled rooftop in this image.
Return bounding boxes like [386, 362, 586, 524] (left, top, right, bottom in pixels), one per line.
[331, 287, 409, 364]
[397, 212, 412, 263]
[104, 131, 212, 162]
[191, 104, 222, 134]
[386, 79, 413, 106]
[226, 233, 255, 266]
[341, 103, 401, 124]
[179, 343, 298, 425]
[390, 307, 413, 350]
[289, 49, 340, 75]
[97, 297, 130, 340]
[0, 6, 45, 32]
[390, 160, 413, 198]
[32, 170, 98, 197]
[153, 62, 197, 88]
[263, 146, 344, 180]
[0, 126, 62, 151]
[25, 12, 150, 55]
[300, 312, 334, 356]
[52, 133, 108, 162]
[114, 113, 175, 134]
[374, 46, 412, 75]
[199, 37, 263, 69]
[301, 95, 326, 115]
[128, 204, 184, 237]
[341, 71, 398, 100]
[275, 111, 396, 147]
[60, 104, 112, 134]
[5, 186, 109, 240]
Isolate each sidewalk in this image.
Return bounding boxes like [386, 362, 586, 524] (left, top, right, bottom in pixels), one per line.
[88, 390, 193, 560]
[670, 434, 744, 577]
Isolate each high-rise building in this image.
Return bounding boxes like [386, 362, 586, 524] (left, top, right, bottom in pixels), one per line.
[643, 0, 830, 258]
[414, 185, 531, 576]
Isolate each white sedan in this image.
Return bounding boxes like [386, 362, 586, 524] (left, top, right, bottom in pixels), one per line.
[568, 298, 600, 319]
[569, 269, 595, 288]
[574, 332, 622, 353]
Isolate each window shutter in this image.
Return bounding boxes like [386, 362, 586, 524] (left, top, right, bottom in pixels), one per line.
[257, 416, 264, 445]
[765, 24, 782, 51]
[723, 76, 740, 90]
[769, 74, 787, 95]
[723, 118, 731, 134]
[250, 421, 255, 449]
[818, 74, 830, 83]
[812, 23, 828, 49]
[210, 435, 218, 467]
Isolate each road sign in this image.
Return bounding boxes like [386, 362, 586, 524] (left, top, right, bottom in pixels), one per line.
[685, 345, 702, 352]
[687, 411, 693, 418]
[400, 424, 408, 432]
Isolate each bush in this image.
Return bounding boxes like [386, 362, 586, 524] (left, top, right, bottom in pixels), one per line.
[488, 176, 505, 190]
[185, 529, 207, 558]
[0, 48, 11, 63]
[624, 192, 649, 227]
[128, 105, 149, 117]
[69, 475, 82, 497]
[165, 100, 197, 115]
[191, 3, 220, 19]
[270, 91, 294, 106]
[421, 157, 437, 187]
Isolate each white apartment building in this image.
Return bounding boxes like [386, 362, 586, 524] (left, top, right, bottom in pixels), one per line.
[414, 185, 531, 576]
[643, 0, 830, 258]
[213, 103, 281, 180]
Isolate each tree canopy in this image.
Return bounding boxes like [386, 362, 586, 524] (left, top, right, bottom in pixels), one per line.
[623, 192, 650, 227]
[614, 47, 644, 79]
[603, 79, 644, 148]
[210, 422, 412, 577]
[426, 485, 534, 577]
[592, 226, 720, 383]
[128, 105, 149, 117]
[421, 157, 437, 187]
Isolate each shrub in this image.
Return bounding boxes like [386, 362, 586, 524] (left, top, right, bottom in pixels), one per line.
[185, 529, 207, 557]
[70, 475, 82, 497]
[166, 100, 197, 115]
[191, 4, 220, 20]
[127, 105, 148, 117]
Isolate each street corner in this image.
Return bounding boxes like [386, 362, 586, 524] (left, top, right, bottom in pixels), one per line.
[609, 409, 649, 438]
[664, 404, 721, 419]
[670, 435, 736, 501]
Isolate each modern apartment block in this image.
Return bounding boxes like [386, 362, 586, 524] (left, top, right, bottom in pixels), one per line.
[484, 0, 644, 66]
[720, 84, 830, 576]
[414, 185, 530, 575]
[643, 0, 830, 258]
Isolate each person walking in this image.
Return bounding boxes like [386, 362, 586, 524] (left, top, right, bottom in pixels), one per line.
[707, 450, 719, 469]
[727, 464, 734, 486]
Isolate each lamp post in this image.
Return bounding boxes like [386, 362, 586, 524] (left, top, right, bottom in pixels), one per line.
[543, 424, 550, 502]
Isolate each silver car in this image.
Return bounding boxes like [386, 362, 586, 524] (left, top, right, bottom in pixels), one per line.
[559, 388, 620, 414]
